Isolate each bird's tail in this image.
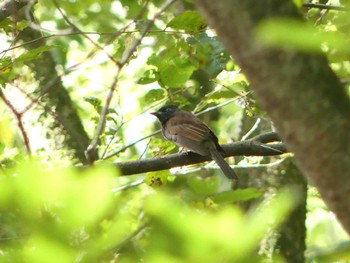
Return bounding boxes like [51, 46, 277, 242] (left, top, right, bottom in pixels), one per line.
[209, 148, 238, 180]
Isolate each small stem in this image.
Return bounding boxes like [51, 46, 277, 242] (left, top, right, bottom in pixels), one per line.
[0, 91, 32, 154]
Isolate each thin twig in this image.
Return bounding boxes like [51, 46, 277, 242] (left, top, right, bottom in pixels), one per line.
[0, 91, 31, 154]
[103, 131, 159, 160]
[52, 0, 119, 66]
[0, 30, 192, 56]
[87, 0, 178, 163]
[241, 118, 261, 141]
[302, 3, 346, 11]
[87, 72, 121, 163]
[111, 224, 148, 251]
[120, 0, 178, 64]
[15, 84, 65, 129]
[111, 179, 145, 192]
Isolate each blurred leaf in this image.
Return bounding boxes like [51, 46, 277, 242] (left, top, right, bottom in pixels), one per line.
[313, 241, 350, 262]
[187, 33, 229, 76]
[256, 18, 349, 54]
[24, 235, 75, 263]
[244, 188, 298, 246]
[120, 0, 149, 19]
[0, 18, 13, 33]
[144, 89, 165, 103]
[167, 11, 206, 33]
[143, 188, 296, 262]
[84, 96, 102, 112]
[13, 162, 116, 228]
[15, 46, 56, 64]
[0, 117, 14, 147]
[187, 175, 219, 195]
[160, 57, 196, 86]
[292, 0, 303, 8]
[0, 56, 13, 84]
[59, 166, 116, 227]
[0, 56, 12, 68]
[138, 69, 160, 84]
[0, 19, 27, 34]
[145, 170, 169, 186]
[212, 188, 263, 203]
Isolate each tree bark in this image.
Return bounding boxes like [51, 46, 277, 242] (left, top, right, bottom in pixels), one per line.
[115, 138, 286, 175]
[11, 7, 97, 163]
[17, 26, 94, 163]
[0, 0, 31, 22]
[194, 0, 350, 233]
[275, 160, 307, 263]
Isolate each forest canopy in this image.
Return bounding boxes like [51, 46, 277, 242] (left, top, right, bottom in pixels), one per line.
[0, 0, 349, 262]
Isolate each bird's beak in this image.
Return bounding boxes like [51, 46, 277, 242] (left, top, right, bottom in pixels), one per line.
[150, 112, 157, 116]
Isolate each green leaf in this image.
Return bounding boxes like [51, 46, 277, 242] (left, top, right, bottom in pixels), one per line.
[167, 11, 206, 33]
[144, 89, 165, 104]
[256, 18, 349, 54]
[312, 241, 350, 262]
[15, 46, 56, 64]
[0, 18, 13, 33]
[292, 0, 303, 8]
[0, 117, 14, 147]
[187, 176, 219, 195]
[84, 97, 102, 111]
[148, 49, 196, 87]
[187, 33, 229, 76]
[160, 57, 196, 86]
[212, 188, 263, 203]
[138, 69, 159, 84]
[0, 56, 14, 86]
[145, 171, 170, 186]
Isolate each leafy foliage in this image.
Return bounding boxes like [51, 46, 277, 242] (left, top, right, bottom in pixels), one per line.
[0, 161, 297, 262]
[0, 0, 349, 262]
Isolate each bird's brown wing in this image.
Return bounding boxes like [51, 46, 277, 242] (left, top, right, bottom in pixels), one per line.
[164, 111, 210, 142]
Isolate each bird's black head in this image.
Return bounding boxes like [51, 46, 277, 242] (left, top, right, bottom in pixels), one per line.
[151, 105, 179, 123]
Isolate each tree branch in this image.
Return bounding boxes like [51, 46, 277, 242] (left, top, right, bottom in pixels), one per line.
[0, 90, 31, 154]
[302, 3, 346, 11]
[248, 132, 281, 143]
[0, 0, 31, 22]
[115, 139, 287, 176]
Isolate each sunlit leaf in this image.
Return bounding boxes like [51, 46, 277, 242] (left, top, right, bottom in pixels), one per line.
[15, 46, 57, 64]
[138, 69, 160, 84]
[167, 11, 206, 33]
[256, 18, 349, 54]
[187, 175, 219, 195]
[0, 117, 14, 147]
[160, 58, 196, 87]
[24, 235, 75, 263]
[144, 89, 165, 103]
[212, 188, 263, 203]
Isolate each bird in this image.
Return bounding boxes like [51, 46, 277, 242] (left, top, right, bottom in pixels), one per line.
[151, 105, 238, 179]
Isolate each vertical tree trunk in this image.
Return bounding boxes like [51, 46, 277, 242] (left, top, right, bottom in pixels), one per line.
[194, 0, 350, 234]
[275, 160, 307, 263]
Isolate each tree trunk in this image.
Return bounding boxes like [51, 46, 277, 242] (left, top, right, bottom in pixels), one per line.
[194, 0, 350, 233]
[4, 4, 97, 164]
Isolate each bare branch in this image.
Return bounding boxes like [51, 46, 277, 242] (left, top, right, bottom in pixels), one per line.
[302, 3, 346, 11]
[115, 140, 287, 176]
[0, 91, 31, 154]
[0, 0, 31, 22]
